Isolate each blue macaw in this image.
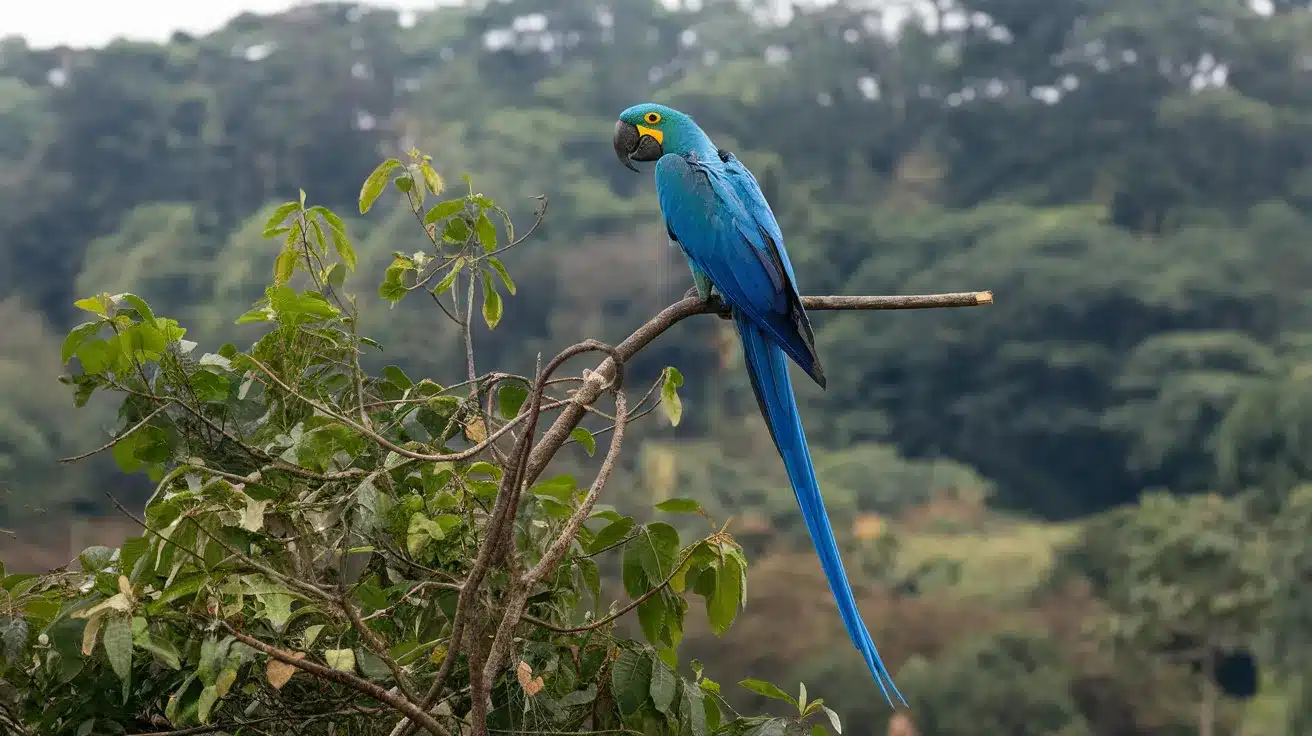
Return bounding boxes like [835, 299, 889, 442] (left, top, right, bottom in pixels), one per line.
[613, 103, 904, 705]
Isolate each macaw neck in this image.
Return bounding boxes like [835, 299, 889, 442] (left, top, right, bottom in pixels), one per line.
[671, 126, 721, 162]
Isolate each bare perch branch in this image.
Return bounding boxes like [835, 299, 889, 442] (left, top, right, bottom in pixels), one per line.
[521, 290, 992, 487]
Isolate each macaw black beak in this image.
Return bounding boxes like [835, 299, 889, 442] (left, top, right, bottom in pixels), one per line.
[613, 119, 662, 172]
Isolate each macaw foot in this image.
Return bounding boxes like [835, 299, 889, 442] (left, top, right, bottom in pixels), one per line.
[682, 290, 733, 321]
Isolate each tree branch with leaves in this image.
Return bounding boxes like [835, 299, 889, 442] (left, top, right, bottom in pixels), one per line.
[0, 150, 990, 736]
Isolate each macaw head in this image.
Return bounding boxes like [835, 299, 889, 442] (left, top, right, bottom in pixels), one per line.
[613, 103, 709, 171]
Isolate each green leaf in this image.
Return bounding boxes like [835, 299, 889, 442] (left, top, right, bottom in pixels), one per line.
[740, 679, 796, 705]
[622, 540, 649, 599]
[649, 658, 677, 716]
[117, 293, 157, 326]
[394, 174, 414, 194]
[382, 365, 414, 390]
[196, 685, 219, 724]
[102, 615, 133, 683]
[681, 681, 710, 736]
[315, 205, 348, 234]
[660, 367, 684, 427]
[330, 225, 357, 271]
[637, 595, 666, 646]
[577, 556, 601, 606]
[73, 293, 111, 316]
[610, 648, 652, 716]
[476, 211, 497, 252]
[309, 218, 328, 255]
[189, 371, 229, 403]
[262, 201, 300, 236]
[420, 162, 445, 194]
[708, 555, 744, 636]
[481, 276, 502, 330]
[360, 158, 402, 214]
[442, 215, 471, 243]
[273, 249, 296, 286]
[637, 522, 680, 584]
[655, 497, 703, 515]
[487, 257, 517, 295]
[571, 427, 596, 456]
[424, 199, 465, 224]
[588, 516, 635, 555]
[530, 475, 577, 502]
[498, 383, 529, 419]
[431, 258, 463, 295]
[326, 262, 346, 289]
[62, 322, 104, 364]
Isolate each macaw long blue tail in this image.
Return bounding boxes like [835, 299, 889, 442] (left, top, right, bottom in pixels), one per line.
[734, 312, 906, 706]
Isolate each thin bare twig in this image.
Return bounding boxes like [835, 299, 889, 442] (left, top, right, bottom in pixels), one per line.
[58, 403, 170, 463]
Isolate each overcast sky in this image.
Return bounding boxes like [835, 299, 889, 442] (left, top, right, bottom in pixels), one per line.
[5, 0, 449, 48]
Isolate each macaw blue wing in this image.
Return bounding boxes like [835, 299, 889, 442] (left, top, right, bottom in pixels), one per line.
[652, 151, 904, 705]
[653, 152, 825, 388]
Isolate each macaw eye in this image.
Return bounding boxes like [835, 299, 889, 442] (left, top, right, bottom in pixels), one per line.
[643, 111, 662, 125]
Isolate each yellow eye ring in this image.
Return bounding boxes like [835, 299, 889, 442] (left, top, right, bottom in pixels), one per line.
[643, 111, 662, 125]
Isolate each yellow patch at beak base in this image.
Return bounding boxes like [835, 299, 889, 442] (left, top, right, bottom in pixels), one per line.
[636, 124, 663, 145]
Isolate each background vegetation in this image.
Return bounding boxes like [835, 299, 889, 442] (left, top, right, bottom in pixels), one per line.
[1, 0, 1311, 732]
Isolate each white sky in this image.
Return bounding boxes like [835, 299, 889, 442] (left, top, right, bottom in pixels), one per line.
[4, 0, 450, 49]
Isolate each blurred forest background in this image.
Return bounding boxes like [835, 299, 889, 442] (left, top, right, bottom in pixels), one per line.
[2, 0, 1311, 733]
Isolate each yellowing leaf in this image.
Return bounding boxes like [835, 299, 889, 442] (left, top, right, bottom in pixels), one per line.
[242, 496, 271, 532]
[324, 648, 356, 672]
[360, 158, 402, 214]
[81, 612, 104, 656]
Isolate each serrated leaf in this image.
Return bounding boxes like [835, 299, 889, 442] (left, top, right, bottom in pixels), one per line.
[660, 367, 684, 426]
[481, 276, 502, 329]
[571, 426, 596, 456]
[655, 497, 702, 514]
[360, 158, 402, 214]
[487, 256, 516, 294]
